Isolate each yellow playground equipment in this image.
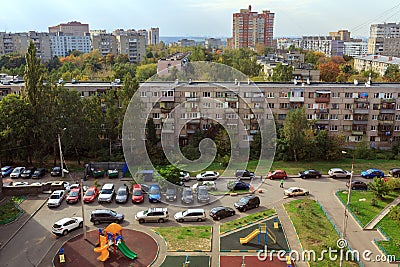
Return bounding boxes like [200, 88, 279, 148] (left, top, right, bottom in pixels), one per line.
[239, 222, 277, 245]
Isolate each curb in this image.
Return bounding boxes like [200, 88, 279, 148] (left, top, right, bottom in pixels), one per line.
[220, 212, 277, 236]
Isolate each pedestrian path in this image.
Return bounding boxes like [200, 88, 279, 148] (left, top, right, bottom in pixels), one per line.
[363, 195, 400, 230]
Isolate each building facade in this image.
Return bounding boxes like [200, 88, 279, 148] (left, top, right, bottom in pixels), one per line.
[354, 55, 400, 76]
[232, 5, 275, 49]
[329, 30, 351, 41]
[301, 36, 344, 57]
[205, 38, 222, 49]
[147, 27, 159, 45]
[50, 34, 91, 57]
[49, 21, 89, 36]
[113, 29, 146, 63]
[343, 42, 368, 57]
[368, 22, 400, 56]
[90, 30, 118, 57]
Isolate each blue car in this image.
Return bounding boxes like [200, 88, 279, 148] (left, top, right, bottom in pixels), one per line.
[148, 184, 161, 203]
[361, 168, 384, 179]
[228, 180, 251, 191]
[1, 166, 13, 177]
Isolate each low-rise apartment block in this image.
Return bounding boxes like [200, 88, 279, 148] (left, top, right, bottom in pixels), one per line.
[354, 55, 400, 76]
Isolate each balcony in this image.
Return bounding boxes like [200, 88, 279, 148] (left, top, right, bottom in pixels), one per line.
[226, 97, 239, 102]
[289, 96, 304, 102]
[188, 119, 201, 124]
[379, 109, 396, 114]
[354, 98, 369, 103]
[381, 98, 396, 103]
[186, 97, 200, 102]
[160, 96, 174, 102]
[161, 107, 173, 113]
[352, 131, 365, 136]
[251, 97, 264, 102]
[249, 129, 259, 134]
[315, 108, 329, 114]
[353, 120, 368, 125]
[353, 109, 369, 114]
[315, 97, 330, 103]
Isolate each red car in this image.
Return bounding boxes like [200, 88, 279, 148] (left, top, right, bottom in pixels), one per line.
[66, 188, 81, 204]
[132, 184, 144, 203]
[83, 186, 99, 203]
[267, 170, 287, 180]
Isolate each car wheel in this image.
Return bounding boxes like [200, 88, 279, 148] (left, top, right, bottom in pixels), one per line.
[305, 192, 309, 196]
[283, 176, 287, 180]
[242, 207, 247, 212]
[114, 219, 120, 223]
[377, 175, 380, 178]
[94, 220, 100, 225]
[352, 186, 356, 190]
[255, 203, 259, 208]
[158, 218, 164, 223]
[216, 216, 221, 221]
[333, 175, 336, 179]
[199, 178, 203, 181]
[318, 175, 321, 179]
[231, 211, 235, 216]
[138, 219, 145, 224]
[197, 218, 203, 222]
[346, 175, 350, 179]
[178, 218, 184, 223]
[79, 222, 83, 228]
[62, 230, 68, 236]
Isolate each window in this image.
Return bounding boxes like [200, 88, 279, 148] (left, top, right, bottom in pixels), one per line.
[162, 90, 174, 97]
[330, 114, 338, 120]
[268, 103, 275, 108]
[396, 115, 400, 121]
[226, 113, 238, 119]
[243, 114, 253, 120]
[343, 125, 351, 131]
[331, 103, 339, 110]
[215, 114, 222, 119]
[216, 103, 224, 109]
[202, 102, 211, 108]
[395, 125, 400, 131]
[216, 92, 224, 98]
[279, 92, 289, 98]
[374, 93, 379, 98]
[345, 103, 352, 110]
[329, 125, 338, 131]
[383, 93, 393, 99]
[332, 92, 340, 98]
[344, 114, 353, 120]
[155, 124, 161, 129]
[373, 104, 380, 110]
[371, 125, 376, 131]
[396, 104, 400, 110]
[345, 93, 352, 98]
[372, 115, 378, 120]
[308, 92, 314, 98]
[307, 114, 314, 120]
[140, 91, 147, 97]
[279, 103, 290, 109]
[152, 113, 160, 119]
[278, 114, 287, 120]
[203, 92, 211, 98]
[152, 92, 159, 97]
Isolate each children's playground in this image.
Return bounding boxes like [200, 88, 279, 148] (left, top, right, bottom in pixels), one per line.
[159, 255, 210, 267]
[53, 223, 158, 267]
[220, 216, 290, 252]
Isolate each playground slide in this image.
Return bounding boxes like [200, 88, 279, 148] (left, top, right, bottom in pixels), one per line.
[117, 241, 137, 260]
[94, 244, 110, 262]
[240, 229, 260, 244]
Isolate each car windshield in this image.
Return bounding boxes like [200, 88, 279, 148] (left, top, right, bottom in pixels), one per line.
[287, 188, 295, 192]
[117, 190, 127, 196]
[149, 188, 160, 194]
[33, 170, 40, 174]
[238, 198, 249, 204]
[109, 210, 116, 216]
[50, 194, 60, 199]
[23, 170, 31, 173]
[53, 167, 60, 171]
[86, 190, 94, 196]
[198, 188, 208, 195]
[183, 189, 192, 196]
[182, 210, 189, 216]
[133, 190, 142, 196]
[102, 189, 113, 194]
[166, 189, 176, 194]
[70, 191, 79, 197]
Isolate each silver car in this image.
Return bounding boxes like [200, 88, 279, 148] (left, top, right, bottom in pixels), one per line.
[328, 168, 351, 178]
[115, 185, 129, 204]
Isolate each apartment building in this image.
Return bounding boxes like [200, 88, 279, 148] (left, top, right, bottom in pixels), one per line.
[276, 38, 302, 50]
[90, 30, 118, 57]
[205, 38, 222, 49]
[368, 22, 400, 56]
[301, 36, 344, 57]
[232, 5, 275, 49]
[49, 21, 89, 36]
[343, 42, 368, 57]
[354, 55, 400, 76]
[113, 29, 146, 63]
[329, 30, 351, 41]
[147, 28, 159, 45]
[177, 39, 196, 47]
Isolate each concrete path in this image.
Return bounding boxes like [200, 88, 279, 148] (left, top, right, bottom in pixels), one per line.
[363, 195, 400, 230]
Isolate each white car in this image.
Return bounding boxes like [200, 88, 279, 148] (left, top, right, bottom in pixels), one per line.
[192, 181, 217, 192]
[174, 209, 206, 222]
[328, 168, 351, 178]
[67, 183, 88, 192]
[47, 190, 65, 208]
[52, 217, 83, 236]
[10, 167, 26, 178]
[180, 172, 190, 182]
[196, 171, 219, 181]
[284, 187, 309, 197]
[98, 183, 115, 203]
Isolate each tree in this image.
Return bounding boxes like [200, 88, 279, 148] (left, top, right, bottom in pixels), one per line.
[319, 61, 340, 82]
[135, 63, 157, 81]
[146, 118, 158, 145]
[368, 178, 390, 199]
[282, 108, 308, 161]
[271, 63, 293, 81]
[157, 165, 182, 186]
[384, 64, 400, 82]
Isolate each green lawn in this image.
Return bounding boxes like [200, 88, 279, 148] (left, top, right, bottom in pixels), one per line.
[285, 199, 358, 267]
[0, 197, 25, 224]
[220, 209, 276, 234]
[197, 159, 400, 176]
[337, 190, 400, 259]
[154, 226, 212, 251]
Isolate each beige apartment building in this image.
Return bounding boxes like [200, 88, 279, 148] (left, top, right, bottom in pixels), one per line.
[113, 29, 146, 63]
[368, 22, 400, 56]
[49, 21, 89, 36]
[2, 81, 400, 149]
[90, 30, 118, 57]
[354, 55, 400, 76]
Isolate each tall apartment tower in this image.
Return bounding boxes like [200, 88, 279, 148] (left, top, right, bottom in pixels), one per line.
[49, 21, 89, 36]
[113, 29, 146, 63]
[329, 30, 351, 41]
[90, 30, 118, 57]
[368, 22, 400, 56]
[148, 27, 160, 45]
[232, 5, 275, 49]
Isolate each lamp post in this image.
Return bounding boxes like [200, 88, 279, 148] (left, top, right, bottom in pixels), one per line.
[57, 128, 66, 178]
[80, 177, 87, 240]
[340, 150, 355, 267]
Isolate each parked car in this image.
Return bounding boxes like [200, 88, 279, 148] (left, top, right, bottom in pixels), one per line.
[135, 207, 169, 223]
[67, 183, 87, 192]
[361, 168, 384, 179]
[180, 172, 190, 182]
[235, 169, 255, 180]
[196, 171, 219, 181]
[298, 169, 322, 179]
[1, 166, 13, 177]
[346, 180, 368, 190]
[389, 168, 400, 178]
[181, 187, 194, 204]
[115, 185, 129, 204]
[328, 168, 351, 178]
[51, 166, 62, 177]
[98, 183, 115, 203]
[148, 184, 161, 203]
[209, 206, 235, 221]
[52, 217, 83, 236]
[83, 186, 99, 203]
[197, 186, 210, 203]
[174, 209, 206, 222]
[21, 167, 37, 178]
[192, 181, 217, 192]
[227, 180, 250, 191]
[32, 168, 46, 179]
[234, 195, 260, 212]
[10, 167, 26, 178]
[47, 190, 65, 208]
[66, 188, 81, 204]
[132, 184, 144, 203]
[90, 209, 124, 224]
[165, 187, 177, 202]
[267, 170, 287, 180]
[13, 181, 29, 186]
[284, 187, 309, 197]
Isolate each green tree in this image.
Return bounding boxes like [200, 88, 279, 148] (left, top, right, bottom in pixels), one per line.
[214, 127, 231, 160]
[368, 178, 390, 200]
[271, 63, 293, 81]
[282, 108, 308, 161]
[146, 118, 158, 145]
[384, 64, 400, 82]
[157, 165, 181, 185]
[135, 63, 157, 81]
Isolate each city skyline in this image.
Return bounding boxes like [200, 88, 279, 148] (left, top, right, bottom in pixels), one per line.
[0, 0, 399, 38]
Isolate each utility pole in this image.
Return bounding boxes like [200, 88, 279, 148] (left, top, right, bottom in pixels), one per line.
[80, 178, 87, 240]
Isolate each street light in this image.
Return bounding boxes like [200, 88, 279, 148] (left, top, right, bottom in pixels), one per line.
[340, 150, 355, 267]
[57, 128, 67, 178]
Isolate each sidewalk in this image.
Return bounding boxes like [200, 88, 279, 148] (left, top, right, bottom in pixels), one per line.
[364, 195, 400, 230]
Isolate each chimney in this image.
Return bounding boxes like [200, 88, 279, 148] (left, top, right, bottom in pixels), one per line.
[248, 5, 251, 11]
[388, 57, 392, 61]
[373, 55, 378, 59]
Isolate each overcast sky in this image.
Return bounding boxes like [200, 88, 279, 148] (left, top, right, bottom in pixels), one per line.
[0, 0, 399, 38]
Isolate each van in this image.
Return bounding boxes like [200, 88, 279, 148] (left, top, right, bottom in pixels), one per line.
[174, 209, 206, 222]
[98, 183, 115, 203]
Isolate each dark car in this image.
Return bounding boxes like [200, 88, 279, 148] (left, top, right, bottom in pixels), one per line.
[32, 168, 46, 179]
[21, 167, 37, 178]
[181, 187, 194, 204]
[227, 180, 250, 191]
[90, 209, 124, 225]
[298, 169, 322, 179]
[235, 169, 255, 180]
[346, 180, 368, 190]
[148, 184, 161, 203]
[165, 187, 177, 202]
[234, 195, 260, 212]
[51, 166, 62, 177]
[197, 186, 210, 203]
[389, 168, 400, 178]
[209, 206, 235, 221]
